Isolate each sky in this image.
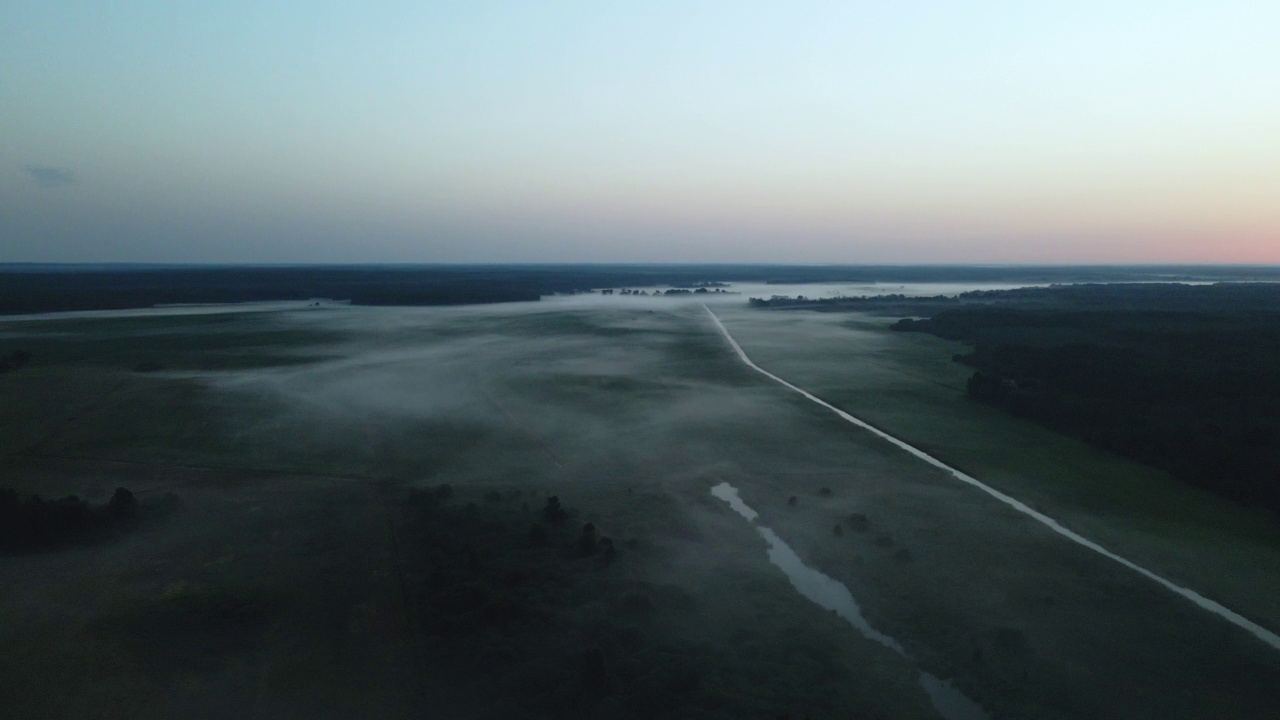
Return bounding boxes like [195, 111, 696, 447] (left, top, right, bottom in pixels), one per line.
[2, 1, 1278, 264]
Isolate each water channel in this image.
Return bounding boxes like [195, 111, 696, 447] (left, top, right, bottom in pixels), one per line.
[711, 482, 990, 720]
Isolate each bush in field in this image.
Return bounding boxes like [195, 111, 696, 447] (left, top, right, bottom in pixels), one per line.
[543, 496, 568, 524]
[108, 487, 138, 518]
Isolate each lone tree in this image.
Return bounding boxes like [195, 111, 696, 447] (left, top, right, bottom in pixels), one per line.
[543, 496, 567, 524]
[108, 487, 138, 518]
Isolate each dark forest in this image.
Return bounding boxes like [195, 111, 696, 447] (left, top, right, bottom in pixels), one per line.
[887, 283, 1280, 517]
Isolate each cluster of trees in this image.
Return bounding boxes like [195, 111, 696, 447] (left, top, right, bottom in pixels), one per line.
[0, 487, 138, 550]
[892, 283, 1280, 516]
[749, 293, 958, 310]
[403, 485, 665, 714]
[951, 281, 1280, 313]
[401, 484, 920, 717]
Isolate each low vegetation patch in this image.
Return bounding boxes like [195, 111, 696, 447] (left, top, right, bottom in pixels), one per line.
[400, 485, 918, 719]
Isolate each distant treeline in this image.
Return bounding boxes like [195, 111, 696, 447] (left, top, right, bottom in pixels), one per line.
[0, 267, 549, 313]
[889, 283, 1280, 516]
[749, 293, 960, 311]
[1, 487, 139, 551]
[5, 264, 1280, 314]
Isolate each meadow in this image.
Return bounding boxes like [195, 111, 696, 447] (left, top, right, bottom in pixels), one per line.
[2, 293, 1278, 718]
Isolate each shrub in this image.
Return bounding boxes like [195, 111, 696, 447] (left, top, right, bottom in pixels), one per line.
[543, 496, 568, 524]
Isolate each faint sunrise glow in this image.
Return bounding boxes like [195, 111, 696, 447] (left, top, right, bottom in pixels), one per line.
[2, 1, 1277, 263]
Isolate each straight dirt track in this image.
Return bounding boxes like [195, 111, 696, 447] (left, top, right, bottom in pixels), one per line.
[703, 304, 1280, 653]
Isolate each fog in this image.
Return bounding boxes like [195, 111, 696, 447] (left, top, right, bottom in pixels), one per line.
[4, 285, 1280, 719]
[187, 299, 798, 489]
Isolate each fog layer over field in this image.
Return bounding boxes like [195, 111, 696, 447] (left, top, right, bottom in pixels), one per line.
[3, 285, 1280, 719]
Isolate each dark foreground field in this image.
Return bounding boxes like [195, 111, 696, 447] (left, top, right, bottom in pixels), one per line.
[3, 292, 1280, 718]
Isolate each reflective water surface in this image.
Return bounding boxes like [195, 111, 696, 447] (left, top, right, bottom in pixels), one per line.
[711, 482, 990, 720]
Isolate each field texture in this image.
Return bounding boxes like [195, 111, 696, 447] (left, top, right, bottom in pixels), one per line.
[2, 296, 1278, 719]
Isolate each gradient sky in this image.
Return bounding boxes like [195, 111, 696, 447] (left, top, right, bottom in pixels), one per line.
[3, 2, 1278, 263]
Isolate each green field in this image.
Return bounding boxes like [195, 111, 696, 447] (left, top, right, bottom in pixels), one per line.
[714, 306, 1280, 631]
[2, 298, 1279, 719]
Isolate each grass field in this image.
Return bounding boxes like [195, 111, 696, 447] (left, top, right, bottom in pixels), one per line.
[2, 297, 1279, 719]
[715, 306, 1280, 632]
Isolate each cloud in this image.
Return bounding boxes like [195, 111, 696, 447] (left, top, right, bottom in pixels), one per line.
[23, 165, 76, 187]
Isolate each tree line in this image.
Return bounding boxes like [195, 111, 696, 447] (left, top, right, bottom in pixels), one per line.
[890, 283, 1280, 517]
